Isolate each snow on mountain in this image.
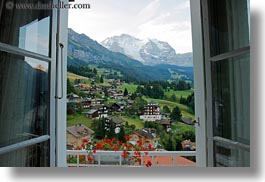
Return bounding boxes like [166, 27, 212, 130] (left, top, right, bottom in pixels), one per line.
[101, 34, 193, 67]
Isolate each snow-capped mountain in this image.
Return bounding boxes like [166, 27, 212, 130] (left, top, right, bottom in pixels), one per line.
[101, 34, 193, 67]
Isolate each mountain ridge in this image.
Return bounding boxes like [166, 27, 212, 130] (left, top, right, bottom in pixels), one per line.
[67, 28, 194, 82]
[101, 34, 193, 67]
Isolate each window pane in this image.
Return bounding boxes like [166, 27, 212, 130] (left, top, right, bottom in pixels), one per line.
[211, 53, 250, 144]
[0, 0, 52, 56]
[0, 141, 50, 167]
[214, 141, 250, 167]
[211, 53, 250, 166]
[0, 51, 49, 147]
[208, 0, 250, 56]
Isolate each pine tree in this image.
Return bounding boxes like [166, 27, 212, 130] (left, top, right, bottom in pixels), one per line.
[100, 75, 104, 83]
[124, 88, 128, 96]
[163, 105, 171, 114]
[170, 106, 182, 121]
[118, 126, 126, 142]
[93, 68, 97, 75]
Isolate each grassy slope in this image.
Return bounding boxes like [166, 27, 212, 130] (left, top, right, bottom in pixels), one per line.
[164, 89, 194, 101]
[67, 114, 94, 128]
[67, 72, 89, 83]
[171, 122, 195, 134]
[119, 83, 138, 93]
[120, 116, 144, 130]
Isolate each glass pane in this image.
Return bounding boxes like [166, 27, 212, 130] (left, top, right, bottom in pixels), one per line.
[212, 53, 250, 144]
[214, 141, 250, 167]
[211, 53, 250, 166]
[208, 0, 250, 56]
[0, 51, 49, 148]
[0, 0, 52, 56]
[0, 141, 50, 167]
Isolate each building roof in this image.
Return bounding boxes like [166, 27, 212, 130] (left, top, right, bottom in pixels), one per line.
[91, 105, 107, 110]
[86, 109, 98, 115]
[147, 102, 159, 106]
[181, 117, 194, 125]
[68, 93, 80, 99]
[67, 124, 94, 138]
[155, 120, 171, 125]
[133, 129, 154, 139]
[79, 84, 90, 88]
[112, 117, 124, 124]
[135, 156, 195, 166]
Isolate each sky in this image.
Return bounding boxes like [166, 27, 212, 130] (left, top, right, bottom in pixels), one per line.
[68, 0, 192, 53]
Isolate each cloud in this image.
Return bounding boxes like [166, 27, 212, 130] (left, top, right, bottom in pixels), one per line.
[136, 0, 161, 24]
[135, 0, 192, 53]
[68, 0, 192, 53]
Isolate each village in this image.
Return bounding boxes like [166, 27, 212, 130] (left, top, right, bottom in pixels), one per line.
[66, 70, 196, 153]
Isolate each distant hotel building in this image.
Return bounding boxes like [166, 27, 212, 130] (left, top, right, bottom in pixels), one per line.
[140, 103, 162, 121]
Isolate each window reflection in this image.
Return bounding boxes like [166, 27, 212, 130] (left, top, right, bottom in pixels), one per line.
[19, 17, 51, 56]
[0, 0, 52, 56]
[0, 51, 49, 148]
[0, 141, 50, 167]
[208, 0, 250, 56]
[211, 53, 250, 167]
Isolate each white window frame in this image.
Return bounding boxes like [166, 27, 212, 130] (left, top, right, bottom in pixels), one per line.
[191, 0, 251, 167]
[54, 0, 68, 167]
[190, 0, 208, 167]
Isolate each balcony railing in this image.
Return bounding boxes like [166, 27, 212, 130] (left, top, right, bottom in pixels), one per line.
[66, 150, 196, 167]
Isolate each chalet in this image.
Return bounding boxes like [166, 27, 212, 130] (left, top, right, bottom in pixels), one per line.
[67, 93, 80, 103]
[112, 117, 124, 128]
[95, 85, 103, 91]
[107, 103, 122, 113]
[67, 124, 94, 148]
[88, 105, 109, 119]
[127, 100, 134, 106]
[86, 109, 99, 119]
[117, 101, 127, 107]
[81, 98, 91, 109]
[78, 83, 91, 90]
[91, 98, 104, 106]
[155, 120, 172, 132]
[108, 89, 123, 99]
[104, 117, 124, 131]
[130, 129, 159, 148]
[140, 103, 162, 121]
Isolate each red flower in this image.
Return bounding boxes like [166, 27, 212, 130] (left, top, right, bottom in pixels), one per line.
[81, 143, 85, 148]
[121, 150, 129, 159]
[118, 140, 123, 145]
[128, 144, 133, 150]
[145, 160, 152, 167]
[137, 140, 142, 147]
[104, 139, 112, 144]
[96, 143, 103, 150]
[134, 151, 140, 156]
[87, 156, 93, 163]
[144, 151, 148, 156]
[82, 138, 89, 143]
[112, 137, 116, 141]
[113, 145, 120, 151]
[93, 149, 96, 154]
[124, 135, 130, 141]
[148, 144, 152, 150]
[74, 147, 81, 150]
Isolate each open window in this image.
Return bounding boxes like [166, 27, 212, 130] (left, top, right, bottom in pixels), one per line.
[191, 0, 250, 167]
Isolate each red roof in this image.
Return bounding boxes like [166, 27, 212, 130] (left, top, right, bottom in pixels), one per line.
[135, 156, 196, 166]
